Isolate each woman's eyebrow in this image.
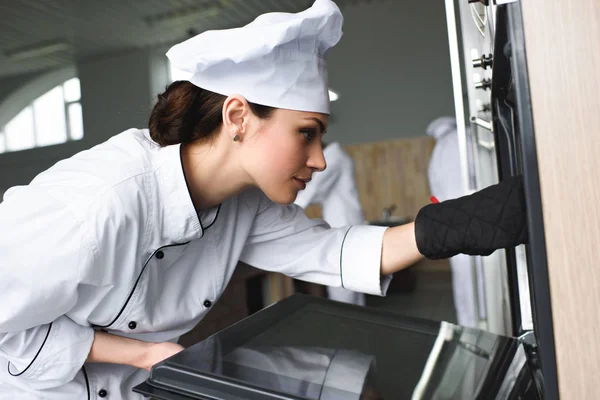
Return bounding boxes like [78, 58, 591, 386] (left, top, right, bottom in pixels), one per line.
[303, 117, 327, 134]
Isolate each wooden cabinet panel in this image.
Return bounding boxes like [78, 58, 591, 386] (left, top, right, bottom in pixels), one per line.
[521, 2, 600, 397]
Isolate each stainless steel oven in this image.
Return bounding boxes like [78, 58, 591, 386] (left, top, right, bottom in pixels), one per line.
[445, 1, 558, 398]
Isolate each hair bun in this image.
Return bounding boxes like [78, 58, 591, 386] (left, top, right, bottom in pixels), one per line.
[148, 81, 275, 147]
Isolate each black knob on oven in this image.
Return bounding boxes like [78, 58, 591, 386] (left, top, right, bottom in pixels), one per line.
[473, 54, 493, 69]
[475, 78, 492, 90]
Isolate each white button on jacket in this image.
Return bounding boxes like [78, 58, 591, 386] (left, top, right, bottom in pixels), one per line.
[0, 129, 390, 399]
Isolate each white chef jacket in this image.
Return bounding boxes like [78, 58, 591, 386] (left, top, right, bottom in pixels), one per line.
[0, 129, 391, 399]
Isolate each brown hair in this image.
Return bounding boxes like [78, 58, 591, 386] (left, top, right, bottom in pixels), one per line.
[149, 81, 275, 146]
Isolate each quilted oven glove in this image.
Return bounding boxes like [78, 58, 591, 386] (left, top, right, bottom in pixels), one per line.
[415, 175, 528, 260]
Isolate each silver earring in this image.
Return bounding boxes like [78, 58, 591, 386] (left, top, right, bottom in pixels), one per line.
[233, 135, 240, 142]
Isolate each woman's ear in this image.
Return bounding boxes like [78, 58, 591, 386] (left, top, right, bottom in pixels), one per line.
[222, 95, 250, 142]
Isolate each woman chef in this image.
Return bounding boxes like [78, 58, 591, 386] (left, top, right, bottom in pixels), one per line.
[0, 0, 527, 398]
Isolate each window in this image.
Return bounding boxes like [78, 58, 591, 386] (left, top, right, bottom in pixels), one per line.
[0, 78, 84, 154]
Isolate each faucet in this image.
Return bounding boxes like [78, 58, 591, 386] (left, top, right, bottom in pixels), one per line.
[381, 205, 397, 220]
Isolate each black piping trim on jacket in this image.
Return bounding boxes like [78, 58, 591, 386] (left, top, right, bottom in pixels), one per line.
[92, 242, 189, 329]
[339, 227, 353, 289]
[7, 323, 52, 377]
[178, 145, 222, 235]
[179, 145, 203, 237]
[203, 203, 222, 230]
[82, 365, 91, 400]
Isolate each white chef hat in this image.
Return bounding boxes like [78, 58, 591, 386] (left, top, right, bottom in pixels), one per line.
[426, 116, 457, 140]
[166, 0, 343, 115]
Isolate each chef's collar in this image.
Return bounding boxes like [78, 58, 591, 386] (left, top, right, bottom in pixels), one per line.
[153, 141, 214, 243]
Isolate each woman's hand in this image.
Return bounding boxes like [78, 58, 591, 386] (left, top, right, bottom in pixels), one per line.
[86, 331, 185, 371]
[415, 175, 528, 259]
[380, 175, 528, 276]
[135, 341, 185, 371]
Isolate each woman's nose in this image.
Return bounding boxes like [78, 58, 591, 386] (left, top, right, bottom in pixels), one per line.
[307, 144, 327, 172]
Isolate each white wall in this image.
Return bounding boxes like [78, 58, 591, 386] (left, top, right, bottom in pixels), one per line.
[0, 0, 454, 190]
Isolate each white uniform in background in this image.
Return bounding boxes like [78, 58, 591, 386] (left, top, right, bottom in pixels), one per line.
[295, 142, 367, 306]
[0, 129, 391, 399]
[426, 117, 478, 328]
[183, 336, 377, 400]
[226, 346, 376, 399]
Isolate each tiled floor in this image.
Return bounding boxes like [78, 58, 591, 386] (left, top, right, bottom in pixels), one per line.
[366, 267, 457, 324]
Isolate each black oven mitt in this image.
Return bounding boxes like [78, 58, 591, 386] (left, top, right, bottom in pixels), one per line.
[415, 175, 528, 259]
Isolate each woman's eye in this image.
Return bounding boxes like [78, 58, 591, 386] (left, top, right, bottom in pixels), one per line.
[300, 129, 316, 141]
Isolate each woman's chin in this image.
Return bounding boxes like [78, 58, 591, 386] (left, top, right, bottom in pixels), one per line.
[271, 194, 297, 206]
[261, 186, 298, 206]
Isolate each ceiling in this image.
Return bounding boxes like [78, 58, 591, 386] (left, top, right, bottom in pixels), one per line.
[0, 0, 374, 79]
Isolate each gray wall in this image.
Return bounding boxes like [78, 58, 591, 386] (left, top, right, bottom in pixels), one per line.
[0, 0, 454, 190]
[326, 0, 454, 144]
[79, 48, 154, 144]
[0, 71, 44, 104]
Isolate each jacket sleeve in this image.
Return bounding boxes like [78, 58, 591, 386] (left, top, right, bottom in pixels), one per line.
[240, 191, 391, 296]
[0, 186, 95, 390]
